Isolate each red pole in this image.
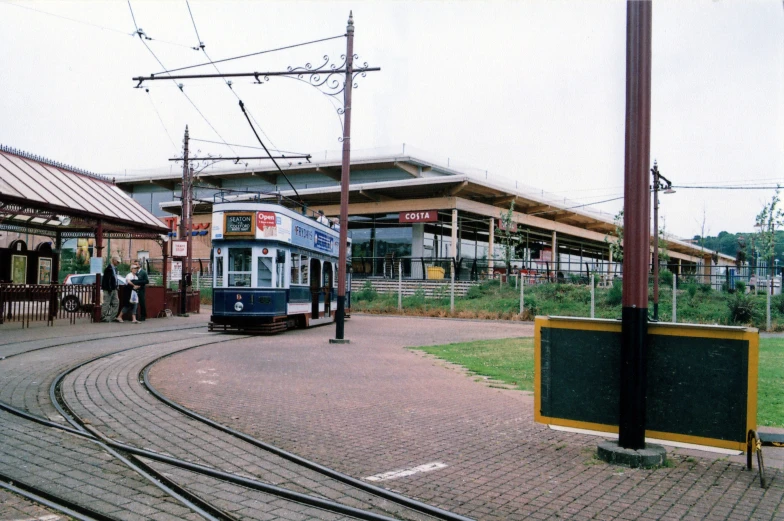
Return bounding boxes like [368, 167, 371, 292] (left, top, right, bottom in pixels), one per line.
[334, 12, 354, 342]
[619, 0, 652, 450]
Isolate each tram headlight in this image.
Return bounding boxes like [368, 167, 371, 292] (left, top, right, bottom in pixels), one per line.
[234, 302, 244, 312]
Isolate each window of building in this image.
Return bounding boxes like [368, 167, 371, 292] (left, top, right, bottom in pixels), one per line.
[290, 253, 300, 284]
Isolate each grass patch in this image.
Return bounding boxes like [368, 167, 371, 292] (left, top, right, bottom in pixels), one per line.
[758, 338, 784, 427]
[410, 337, 534, 391]
[410, 335, 784, 427]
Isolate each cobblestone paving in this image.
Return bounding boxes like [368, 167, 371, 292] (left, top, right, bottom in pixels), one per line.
[0, 317, 445, 521]
[0, 487, 64, 520]
[151, 315, 784, 521]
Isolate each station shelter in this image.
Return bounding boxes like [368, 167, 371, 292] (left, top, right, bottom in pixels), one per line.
[0, 145, 179, 326]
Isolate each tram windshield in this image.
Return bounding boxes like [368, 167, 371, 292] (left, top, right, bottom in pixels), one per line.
[228, 248, 252, 287]
[257, 256, 273, 287]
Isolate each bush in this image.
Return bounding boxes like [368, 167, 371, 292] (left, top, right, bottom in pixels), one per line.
[355, 281, 378, 302]
[773, 294, 784, 315]
[686, 283, 698, 299]
[728, 293, 757, 324]
[466, 285, 483, 299]
[606, 279, 623, 306]
[659, 270, 673, 288]
[735, 281, 746, 294]
[698, 283, 712, 294]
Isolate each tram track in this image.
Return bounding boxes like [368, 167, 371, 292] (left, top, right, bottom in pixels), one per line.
[1, 327, 475, 521]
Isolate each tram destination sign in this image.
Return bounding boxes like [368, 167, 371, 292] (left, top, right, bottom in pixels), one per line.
[399, 210, 438, 223]
[224, 213, 256, 238]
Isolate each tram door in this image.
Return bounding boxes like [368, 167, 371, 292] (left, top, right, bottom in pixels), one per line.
[310, 258, 322, 318]
[323, 261, 333, 317]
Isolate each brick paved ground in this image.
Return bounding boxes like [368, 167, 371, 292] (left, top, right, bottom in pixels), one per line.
[2, 313, 783, 520]
[151, 314, 784, 521]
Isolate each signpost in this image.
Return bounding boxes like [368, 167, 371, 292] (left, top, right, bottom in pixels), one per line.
[171, 261, 182, 282]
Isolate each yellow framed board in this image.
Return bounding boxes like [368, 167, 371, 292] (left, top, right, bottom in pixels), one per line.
[534, 316, 758, 451]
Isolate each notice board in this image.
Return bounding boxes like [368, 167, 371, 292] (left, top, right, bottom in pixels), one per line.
[535, 316, 758, 451]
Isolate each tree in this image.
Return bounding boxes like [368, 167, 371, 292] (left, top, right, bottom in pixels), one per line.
[605, 210, 624, 263]
[496, 201, 520, 283]
[754, 187, 784, 272]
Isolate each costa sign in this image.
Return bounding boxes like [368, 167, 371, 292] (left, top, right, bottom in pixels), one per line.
[399, 210, 438, 223]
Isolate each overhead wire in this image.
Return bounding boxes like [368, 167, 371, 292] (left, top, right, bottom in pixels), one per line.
[190, 138, 308, 156]
[145, 93, 179, 153]
[127, 0, 237, 156]
[0, 0, 192, 48]
[153, 34, 346, 76]
[182, 0, 306, 199]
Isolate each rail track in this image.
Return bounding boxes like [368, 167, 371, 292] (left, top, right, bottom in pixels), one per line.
[0, 326, 475, 521]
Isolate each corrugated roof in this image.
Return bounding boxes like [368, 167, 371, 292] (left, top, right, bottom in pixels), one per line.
[0, 146, 166, 234]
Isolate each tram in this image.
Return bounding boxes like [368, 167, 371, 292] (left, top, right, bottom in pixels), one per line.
[209, 202, 350, 333]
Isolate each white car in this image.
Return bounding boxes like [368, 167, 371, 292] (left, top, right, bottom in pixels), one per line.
[61, 273, 126, 313]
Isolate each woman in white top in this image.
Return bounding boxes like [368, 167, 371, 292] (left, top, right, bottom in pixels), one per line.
[116, 265, 141, 323]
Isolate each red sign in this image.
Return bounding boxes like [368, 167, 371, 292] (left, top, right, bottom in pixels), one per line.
[257, 211, 277, 230]
[399, 210, 438, 223]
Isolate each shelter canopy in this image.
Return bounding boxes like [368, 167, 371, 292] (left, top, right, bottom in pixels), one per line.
[0, 145, 167, 238]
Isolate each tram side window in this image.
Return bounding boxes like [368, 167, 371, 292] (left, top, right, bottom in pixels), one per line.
[290, 254, 301, 284]
[228, 248, 252, 287]
[300, 254, 309, 285]
[257, 256, 273, 287]
[276, 250, 286, 288]
[215, 255, 224, 287]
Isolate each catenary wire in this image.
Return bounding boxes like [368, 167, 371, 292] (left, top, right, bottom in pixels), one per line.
[146, 91, 179, 153]
[154, 34, 346, 76]
[0, 0, 192, 48]
[127, 0, 238, 156]
[191, 138, 307, 156]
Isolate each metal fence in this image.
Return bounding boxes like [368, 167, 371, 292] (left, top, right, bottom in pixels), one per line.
[0, 283, 96, 328]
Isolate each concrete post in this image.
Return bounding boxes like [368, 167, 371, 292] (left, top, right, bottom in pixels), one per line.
[398, 261, 402, 311]
[672, 273, 677, 323]
[451, 209, 457, 313]
[520, 274, 525, 315]
[552, 230, 558, 275]
[488, 218, 494, 277]
[591, 272, 595, 319]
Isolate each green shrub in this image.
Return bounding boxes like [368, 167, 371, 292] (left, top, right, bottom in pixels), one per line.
[355, 281, 378, 302]
[773, 294, 784, 315]
[728, 293, 757, 324]
[659, 270, 673, 288]
[735, 280, 746, 294]
[698, 283, 712, 294]
[686, 283, 698, 299]
[606, 278, 623, 306]
[466, 285, 483, 299]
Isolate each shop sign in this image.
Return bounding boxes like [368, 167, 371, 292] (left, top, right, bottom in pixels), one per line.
[399, 210, 438, 223]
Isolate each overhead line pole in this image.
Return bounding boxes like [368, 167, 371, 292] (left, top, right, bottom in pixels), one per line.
[332, 12, 354, 344]
[180, 126, 190, 316]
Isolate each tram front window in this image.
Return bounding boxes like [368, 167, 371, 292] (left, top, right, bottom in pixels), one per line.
[257, 256, 273, 288]
[228, 248, 252, 287]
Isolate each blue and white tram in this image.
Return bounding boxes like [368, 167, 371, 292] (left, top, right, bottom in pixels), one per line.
[209, 202, 350, 333]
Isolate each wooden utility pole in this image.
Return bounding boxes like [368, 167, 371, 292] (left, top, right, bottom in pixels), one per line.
[179, 126, 190, 316]
[333, 12, 354, 343]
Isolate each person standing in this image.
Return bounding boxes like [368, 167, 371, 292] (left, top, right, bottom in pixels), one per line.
[116, 265, 140, 323]
[135, 260, 150, 321]
[101, 255, 121, 322]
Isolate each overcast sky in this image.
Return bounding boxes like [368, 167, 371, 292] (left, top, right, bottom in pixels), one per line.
[1, 0, 781, 240]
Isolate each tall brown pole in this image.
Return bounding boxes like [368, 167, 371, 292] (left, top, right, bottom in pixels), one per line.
[334, 12, 354, 342]
[619, 0, 652, 450]
[179, 126, 189, 316]
[652, 161, 660, 320]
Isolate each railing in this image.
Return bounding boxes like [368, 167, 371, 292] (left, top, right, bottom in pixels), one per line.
[0, 283, 97, 328]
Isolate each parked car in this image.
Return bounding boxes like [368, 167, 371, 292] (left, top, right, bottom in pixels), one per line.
[61, 273, 126, 312]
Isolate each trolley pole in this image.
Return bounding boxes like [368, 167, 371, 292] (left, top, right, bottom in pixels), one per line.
[618, 0, 652, 451]
[333, 12, 354, 343]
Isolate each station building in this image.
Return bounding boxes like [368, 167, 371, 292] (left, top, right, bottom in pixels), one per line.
[114, 153, 733, 280]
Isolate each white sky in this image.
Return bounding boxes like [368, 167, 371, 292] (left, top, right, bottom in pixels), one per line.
[1, 0, 781, 240]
